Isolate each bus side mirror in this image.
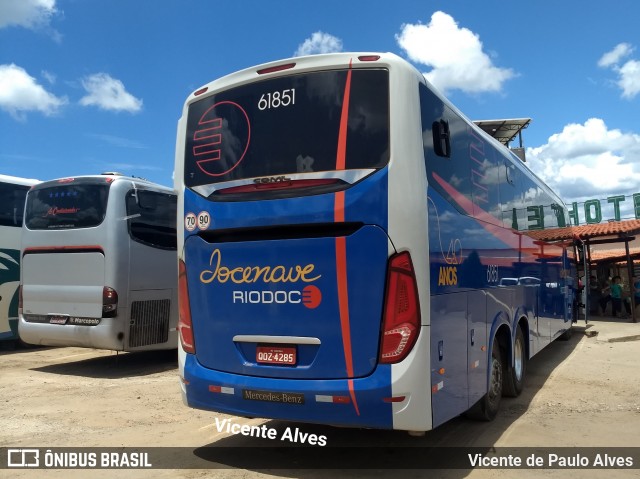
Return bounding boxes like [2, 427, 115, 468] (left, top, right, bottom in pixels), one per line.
[432, 119, 451, 158]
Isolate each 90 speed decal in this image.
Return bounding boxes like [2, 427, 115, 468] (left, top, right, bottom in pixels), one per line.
[185, 211, 211, 231]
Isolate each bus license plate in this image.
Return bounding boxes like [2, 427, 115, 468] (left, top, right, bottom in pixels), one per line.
[256, 346, 296, 365]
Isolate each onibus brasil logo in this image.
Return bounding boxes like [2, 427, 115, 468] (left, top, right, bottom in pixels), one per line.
[199, 249, 322, 308]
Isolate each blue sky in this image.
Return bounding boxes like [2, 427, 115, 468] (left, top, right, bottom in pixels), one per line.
[2, 0, 640, 218]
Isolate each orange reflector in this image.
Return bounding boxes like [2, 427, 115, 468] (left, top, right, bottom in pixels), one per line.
[382, 396, 406, 403]
[481, 346, 487, 352]
[180, 376, 189, 385]
[438, 368, 445, 375]
[208, 385, 234, 395]
[315, 394, 351, 404]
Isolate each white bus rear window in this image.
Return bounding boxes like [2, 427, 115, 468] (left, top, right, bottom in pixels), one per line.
[25, 184, 110, 230]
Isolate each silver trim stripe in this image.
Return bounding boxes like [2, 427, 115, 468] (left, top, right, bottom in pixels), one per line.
[192, 169, 376, 197]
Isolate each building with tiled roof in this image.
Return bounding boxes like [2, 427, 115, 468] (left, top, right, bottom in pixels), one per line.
[526, 220, 640, 264]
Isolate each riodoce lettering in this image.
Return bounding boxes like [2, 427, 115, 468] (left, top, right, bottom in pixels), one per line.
[200, 249, 321, 285]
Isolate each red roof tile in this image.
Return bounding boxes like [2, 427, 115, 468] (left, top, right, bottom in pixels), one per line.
[525, 219, 640, 242]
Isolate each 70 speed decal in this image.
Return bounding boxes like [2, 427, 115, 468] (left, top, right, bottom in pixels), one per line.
[185, 211, 211, 231]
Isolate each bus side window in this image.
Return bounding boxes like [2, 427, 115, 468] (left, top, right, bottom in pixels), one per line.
[126, 190, 177, 250]
[419, 83, 472, 216]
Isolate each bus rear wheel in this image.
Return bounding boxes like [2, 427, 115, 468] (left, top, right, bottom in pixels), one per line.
[503, 326, 526, 397]
[465, 337, 503, 421]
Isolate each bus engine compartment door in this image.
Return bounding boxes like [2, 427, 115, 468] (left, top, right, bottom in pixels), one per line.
[183, 225, 390, 380]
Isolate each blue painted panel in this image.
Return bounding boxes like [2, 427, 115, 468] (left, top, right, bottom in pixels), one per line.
[430, 292, 468, 428]
[182, 169, 389, 233]
[184, 225, 389, 379]
[467, 290, 488, 407]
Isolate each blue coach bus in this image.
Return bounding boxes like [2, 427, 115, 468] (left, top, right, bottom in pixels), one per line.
[174, 52, 575, 433]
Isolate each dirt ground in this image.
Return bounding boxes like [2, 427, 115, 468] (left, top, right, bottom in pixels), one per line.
[1, 320, 639, 479]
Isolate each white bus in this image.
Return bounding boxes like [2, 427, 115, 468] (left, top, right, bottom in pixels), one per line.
[175, 53, 576, 432]
[19, 174, 179, 352]
[0, 175, 39, 342]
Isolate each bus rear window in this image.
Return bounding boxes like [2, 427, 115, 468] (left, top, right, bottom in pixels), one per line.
[184, 68, 389, 188]
[25, 184, 110, 230]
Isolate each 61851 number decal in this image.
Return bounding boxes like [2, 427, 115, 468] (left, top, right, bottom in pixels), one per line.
[258, 89, 296, 110]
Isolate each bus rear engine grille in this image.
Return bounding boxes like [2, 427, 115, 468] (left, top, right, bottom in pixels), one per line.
[129, 299, 171, 347]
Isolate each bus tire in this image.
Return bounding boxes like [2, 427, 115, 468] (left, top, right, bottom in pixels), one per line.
[465, 337, 503, 421]
[558, 325, 573, 341]
[503, 326, 526, 397]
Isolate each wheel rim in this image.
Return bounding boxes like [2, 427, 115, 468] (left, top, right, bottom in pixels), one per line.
[514, 337, 523, 381]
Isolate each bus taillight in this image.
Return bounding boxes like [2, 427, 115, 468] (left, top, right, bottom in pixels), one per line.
[380, 251, 421, 364]
[102, 286, 118, 317]
[178, 259, 195, 354]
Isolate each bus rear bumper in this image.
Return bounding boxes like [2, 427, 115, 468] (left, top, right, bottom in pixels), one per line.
[18, 314, 125, 351]
[180, 352, 403, 430]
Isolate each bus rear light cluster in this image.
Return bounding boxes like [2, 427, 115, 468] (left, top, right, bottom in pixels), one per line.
[178, 259, 195, 354]
[380, 251, 421, 363]
[102, 286, 118, 317]
[217, 178, 340, 195]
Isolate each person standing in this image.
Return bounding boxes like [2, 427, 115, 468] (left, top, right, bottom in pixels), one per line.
[589, 275, 601, 315]
[599, 277, 612, 315]
[610, 276, 630, 318]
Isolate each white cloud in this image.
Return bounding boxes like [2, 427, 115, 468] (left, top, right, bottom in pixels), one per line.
[598, 43, 640, 99]
[86, 133, 148, 149]
[598, 43, 634, 68]
[41, 70, 56, 84]
[295, 31, 343, 57]
[0, 63, 67, 120]
[79, 73, 143, 113]
[617, 59, 640, 99]
[396, 11, 516, 94]
[0, 0, 57, 29]
[526, 118, 640, 203]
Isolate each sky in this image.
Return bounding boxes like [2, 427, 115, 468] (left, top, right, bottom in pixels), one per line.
[2, 0, 640, 222]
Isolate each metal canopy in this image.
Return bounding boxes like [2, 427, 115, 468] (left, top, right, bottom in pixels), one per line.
[473, 118, 531, 146]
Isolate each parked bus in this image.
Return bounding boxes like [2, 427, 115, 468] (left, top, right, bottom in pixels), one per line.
[0, 175, 39, 342]
[175, 53, 575, 433]
[19, 174, 179, 352]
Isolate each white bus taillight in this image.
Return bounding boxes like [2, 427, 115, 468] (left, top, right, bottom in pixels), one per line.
[102, 287, 118, 317]
[380, 251, 421, 364]
[178, 259, 195, 354]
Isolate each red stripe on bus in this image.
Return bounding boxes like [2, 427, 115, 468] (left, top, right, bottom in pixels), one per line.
[431, 171, 550, 257]
[334, 60, 359, 415]
[335, 60, 352, 171]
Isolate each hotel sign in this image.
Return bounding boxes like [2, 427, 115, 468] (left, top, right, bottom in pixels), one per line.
[567, 194, 640, 226]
